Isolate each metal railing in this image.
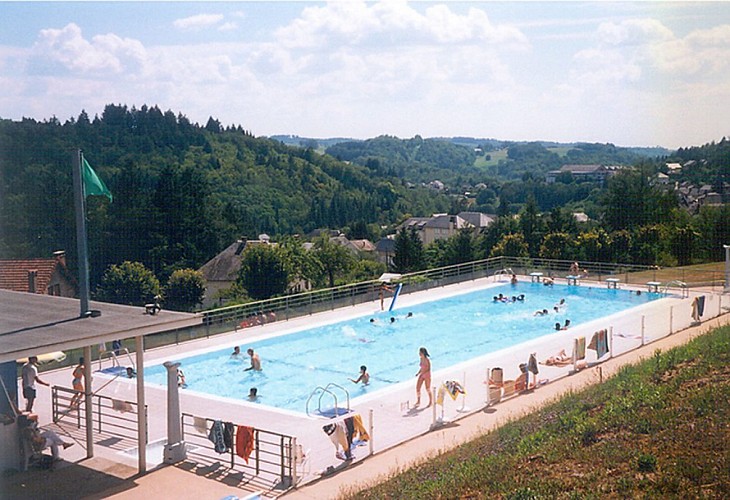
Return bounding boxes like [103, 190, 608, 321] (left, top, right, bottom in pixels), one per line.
[181, 413, 301, 490]
[51, 385, 148, 444]
[193, 256, 726, 336]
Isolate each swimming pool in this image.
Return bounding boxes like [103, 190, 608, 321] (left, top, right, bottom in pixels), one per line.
[144, 283, 661, 413]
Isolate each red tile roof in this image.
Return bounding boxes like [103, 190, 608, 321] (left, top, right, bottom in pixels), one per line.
[0, 258, 60, 294]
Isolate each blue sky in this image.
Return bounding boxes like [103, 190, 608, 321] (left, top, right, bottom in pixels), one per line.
[1, 1, 728, 148]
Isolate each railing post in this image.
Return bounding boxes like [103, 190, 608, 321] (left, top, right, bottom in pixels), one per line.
[641, 315, 645, 346]
[280, 435, 286, 484]
[368, 408, 374, 456]
[97, 396, 102, 433]
[255, 430, 260, 475]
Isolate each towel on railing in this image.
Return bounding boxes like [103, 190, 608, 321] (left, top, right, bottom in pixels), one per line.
[588, 329, 609, 359]
[574, 337, 586, 362]
[193, 416, 208, 435]
[235, 425, 255, 463]
[111, 399, 133, 413]
[350, 414, 370, 442]
[322, 421, 351, 459]
[223, 422, 234, 451]
[208, 420, 227, 454]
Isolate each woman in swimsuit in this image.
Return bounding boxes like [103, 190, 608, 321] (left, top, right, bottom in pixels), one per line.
[70, 357, 84, 408]
[415, 347, 432, 407]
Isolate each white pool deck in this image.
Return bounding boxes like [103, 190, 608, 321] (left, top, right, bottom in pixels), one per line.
[16, 276, 728, 499]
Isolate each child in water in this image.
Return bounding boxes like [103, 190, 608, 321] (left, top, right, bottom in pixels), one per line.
[349, 365, 370, 385]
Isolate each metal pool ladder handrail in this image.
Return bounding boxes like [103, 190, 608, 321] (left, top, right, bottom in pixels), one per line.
[493, 268, 514, 281]
[663, 280, 689, 298]
[305, 382, 350, 417]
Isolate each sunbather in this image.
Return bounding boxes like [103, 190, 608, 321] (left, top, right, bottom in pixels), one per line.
[541, 349, 571, 366]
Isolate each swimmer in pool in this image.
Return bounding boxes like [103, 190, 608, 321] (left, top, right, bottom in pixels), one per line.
[349, 365, 370, 385]
[248, 387, 258, 401]
[245, 348, 262, 371]
[231, 346, 241, 357]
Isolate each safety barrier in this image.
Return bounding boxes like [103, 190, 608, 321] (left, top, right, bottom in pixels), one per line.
[51, 385, 148, 445]
[180, 413, 305, 491]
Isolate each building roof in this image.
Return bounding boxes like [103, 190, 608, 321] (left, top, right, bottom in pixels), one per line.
[458, 211, 495, 228]
[198, 239, 272, 282]
[424, 214, 470, 229]
[349, 239, 376, 252]
[0, 253, 74, 294]
[0, 289, 200, 363]
[375, 237, 396, 253]
[559, 164, 604, 173]
[197, 240, 244, 282]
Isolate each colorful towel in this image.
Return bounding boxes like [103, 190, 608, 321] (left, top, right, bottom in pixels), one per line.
[208, 420, 227, 454]
[444, 380, 466, 400]
[588, 329, 609, 359]
[235, 425, 255, 463]
[574, 337, 586, 362]
[351, 414, 370, 442]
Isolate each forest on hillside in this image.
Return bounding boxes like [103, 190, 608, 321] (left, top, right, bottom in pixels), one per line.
[1, 103, 728, 307]
[0, 105, 454, 285]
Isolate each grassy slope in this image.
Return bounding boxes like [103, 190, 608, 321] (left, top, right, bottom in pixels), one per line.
[346, 325, 730, 499]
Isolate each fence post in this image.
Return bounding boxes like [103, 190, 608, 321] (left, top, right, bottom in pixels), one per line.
[280, 435, 285, 485]
[368, 408, 374, 457]
[255, 430, 260, 475]
[289, 437, 299, 488]
[641, 315, 645, 346]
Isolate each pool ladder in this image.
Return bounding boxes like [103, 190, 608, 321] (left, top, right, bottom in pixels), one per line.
[305, 382, 350, 417]
[663, 280, 689, 298]
[493, 268, 514, 282]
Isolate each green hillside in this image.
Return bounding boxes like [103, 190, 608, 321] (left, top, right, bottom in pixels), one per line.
[0, 105, 452, 285]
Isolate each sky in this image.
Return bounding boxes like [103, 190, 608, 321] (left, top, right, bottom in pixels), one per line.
[1, 1, 729, 149]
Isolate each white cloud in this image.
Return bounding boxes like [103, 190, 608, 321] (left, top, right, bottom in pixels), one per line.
[33, 23, 146, 74]
[274, 1, 528, 49]
[173, 14, 225, 31]
[597, 18, 673, 46]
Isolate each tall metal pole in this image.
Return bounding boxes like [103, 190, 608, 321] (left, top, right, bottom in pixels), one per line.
[136, 336, 147, 473]
[72, 149, 91, 316]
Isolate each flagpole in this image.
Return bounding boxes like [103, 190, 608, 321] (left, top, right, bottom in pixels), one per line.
[72, 148, 91, 316]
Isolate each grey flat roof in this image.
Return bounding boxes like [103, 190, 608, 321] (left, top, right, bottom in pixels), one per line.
[0, 289, 201, 363]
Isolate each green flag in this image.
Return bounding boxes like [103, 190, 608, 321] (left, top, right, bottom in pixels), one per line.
[82, 156, 112, 202]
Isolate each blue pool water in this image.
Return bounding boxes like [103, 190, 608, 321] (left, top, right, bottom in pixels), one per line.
[145, 283, 660, 413]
